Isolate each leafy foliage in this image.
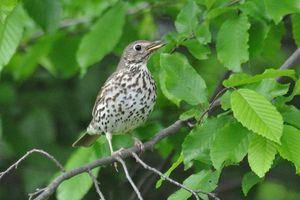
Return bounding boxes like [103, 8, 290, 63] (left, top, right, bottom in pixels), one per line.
[76, 2, 126, 74]
[216, 14, 250, 71]
[231, 89, 283, 143]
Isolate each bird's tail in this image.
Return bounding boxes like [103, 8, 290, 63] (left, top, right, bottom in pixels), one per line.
[72, 132, 101, 147]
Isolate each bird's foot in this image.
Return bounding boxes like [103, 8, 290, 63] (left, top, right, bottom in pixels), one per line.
[134, 137, 145, 154]
[112, 148, 125, 172]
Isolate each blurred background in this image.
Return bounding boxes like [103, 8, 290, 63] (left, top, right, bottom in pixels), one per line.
[0, 0, 300, 199]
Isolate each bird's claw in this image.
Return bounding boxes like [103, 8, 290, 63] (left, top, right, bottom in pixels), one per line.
[134, 138, 145, 154]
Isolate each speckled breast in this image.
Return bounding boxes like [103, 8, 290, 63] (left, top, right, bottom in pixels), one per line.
[92, 65, 156, 134]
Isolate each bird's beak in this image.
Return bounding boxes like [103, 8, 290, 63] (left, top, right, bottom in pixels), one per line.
[146, 41, 166, 52]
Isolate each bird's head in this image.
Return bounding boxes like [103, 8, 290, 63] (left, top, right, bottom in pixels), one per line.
[120, 40, 165, 65]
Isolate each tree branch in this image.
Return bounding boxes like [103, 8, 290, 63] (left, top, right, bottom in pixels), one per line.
[0, 149, 65, 180]
[132, 152, 219, 200]
[116, 157, 143, 200]
[87, 171, 106, 200]
[31, 120, 185, 200]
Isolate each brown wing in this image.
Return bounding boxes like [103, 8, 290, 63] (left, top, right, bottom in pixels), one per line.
[91, 71, 118, 118]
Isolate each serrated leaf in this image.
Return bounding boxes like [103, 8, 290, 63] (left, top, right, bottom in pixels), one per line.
[182, 116, 228, 169]
[175, 0, 200, 33]
[168, 170, 220, 200]
[242, 171, 263, 196]
[23, 0, 62, 33]
[248, 135, 277, 177]
[292, 14, 300, 47]
[77, 2, 126, 74]
[231, 89, 283, 143]
[223, 69, 296, 87]
[211, 121, 250, 170]
[0, 0, 18, 23]
[277, 125, 300, 173]
[0, 5, 24, 72]
[264, 0, 300, 24]
[57, 140, 106, 200]
[216, 14, 250, 71]
[160, 53, 207, 105]
[156, 155, 183, 189]
[183, 39, 210, 60]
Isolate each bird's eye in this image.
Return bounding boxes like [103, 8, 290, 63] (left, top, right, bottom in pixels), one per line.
[134, 44, 142, 51]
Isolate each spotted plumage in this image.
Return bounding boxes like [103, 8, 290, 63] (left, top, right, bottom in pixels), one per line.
[73, 40, 165, 155]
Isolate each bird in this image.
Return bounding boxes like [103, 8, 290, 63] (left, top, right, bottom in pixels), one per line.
[72, 40, 165, 156]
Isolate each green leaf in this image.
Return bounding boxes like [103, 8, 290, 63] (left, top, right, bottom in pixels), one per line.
[292, 14, 300, 47]
[282, 106, 300, 130]
[223, 69, 296, 87]
[0, 5, 24, 72]
[262, 22, 285, 59]
[48, 34, 80, 78]
[293, 79, 300, 96]
[251, 79, 290, 100]
[231, 89, 283, 143]
[77, 2, 126, 74]
[11, 35, 55, 80]
[179, 108, 201, 121]
[168, 170, 220, 200]
[216, 14, 250, 71]
[242, 171, 263, 196]
[160, 53, 207, 106]
[220, 90, 231, 110]
[195, 22, 211, 44]
[175, 0, 200, 33]
[0, 0, 18, 23]
[248, 135, 277, 177]
[23, 0, 62, 33]
[248, 20, 270, 58]
[156, 155, 183, 188]
[277, 125, 300, 173]
[182, 116, 227, 169]
[57, 140, 105, 200]
[210, 121, 250, 170]
[183, 39, 210, 60]
[138, 12, 157, 40]
[264, 0, 300, 24]
[207, 7, 236, 19]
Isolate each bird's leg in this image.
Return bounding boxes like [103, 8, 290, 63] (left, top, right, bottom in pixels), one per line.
[105, 132, 118, 171]
[105, 132, 114, 155]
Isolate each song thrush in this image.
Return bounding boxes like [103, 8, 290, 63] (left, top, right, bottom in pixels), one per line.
[73, 40, 165, 156]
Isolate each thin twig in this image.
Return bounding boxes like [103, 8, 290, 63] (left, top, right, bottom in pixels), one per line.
[116, 157, 143, 200]
[0, 149, 65, 180]
[132, 152, 219, 200]
[87, 171, 106, 200]
[28, 188, 46, 200]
